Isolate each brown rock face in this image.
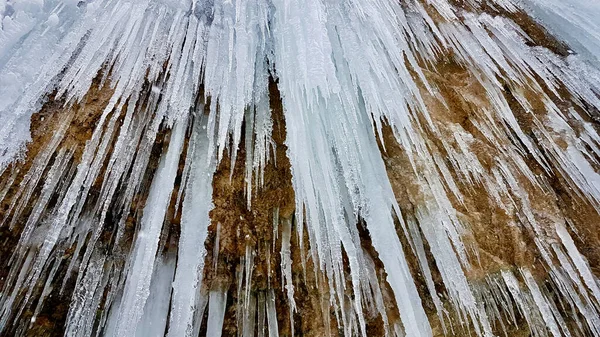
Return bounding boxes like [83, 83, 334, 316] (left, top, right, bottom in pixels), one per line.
[0, 80, 115, 336]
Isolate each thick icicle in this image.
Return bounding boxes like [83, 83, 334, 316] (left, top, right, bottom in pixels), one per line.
[135, 254, 177, 337]
[168, 113, 216, 337]
[112, 116, 187, 337]
[206, 289, 228, 337]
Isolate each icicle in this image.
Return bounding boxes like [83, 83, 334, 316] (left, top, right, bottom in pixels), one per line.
[243, 293, 257, 337]
[214, 222, 221, 273]
[64, 253, 107, 337]
[257, 292, 266, 337]
[521, 269, 567, 337]
[135, 254, 176, 337]
[272, 207, 279, 252]
[280, 217, 296, 329]
[206, 288, 228, 337]
[33, 257, 62, 320]
[167, 113, 217, 337]
[406, 215, 446, 332]
[556, 224, 600, 304]
[266, 289, 279, 337]
[362, 250, 391, 334]
[112, 116, 187, 337]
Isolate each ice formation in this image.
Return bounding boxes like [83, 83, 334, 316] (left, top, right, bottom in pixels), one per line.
[1, 0, 600, 336]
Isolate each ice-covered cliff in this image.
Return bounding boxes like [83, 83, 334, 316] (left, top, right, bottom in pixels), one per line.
[1, 0, 600, 336]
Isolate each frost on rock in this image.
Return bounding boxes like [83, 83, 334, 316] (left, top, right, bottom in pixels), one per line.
[1, 0, 600, 336]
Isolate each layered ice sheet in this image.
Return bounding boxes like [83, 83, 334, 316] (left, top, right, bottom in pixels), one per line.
[517, 0, 600, 64]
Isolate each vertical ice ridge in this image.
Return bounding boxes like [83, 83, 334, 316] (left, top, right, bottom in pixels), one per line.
[64, 253, 108, 337]
[555, 224, 600, 309]
[280, 217, 296, 327]
[522, 269, 571, 337]
[502, 270, 549, 337]
[135, 254, 177, 337]
[168, 113, 217, 337]
[112, 116, 187, 337]
[206, 288, 228, 337]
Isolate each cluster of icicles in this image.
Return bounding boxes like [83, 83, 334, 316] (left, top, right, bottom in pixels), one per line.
[1, 0, 600, 336]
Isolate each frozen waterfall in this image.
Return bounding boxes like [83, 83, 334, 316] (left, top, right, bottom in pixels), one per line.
[1, 0, 600, 336]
